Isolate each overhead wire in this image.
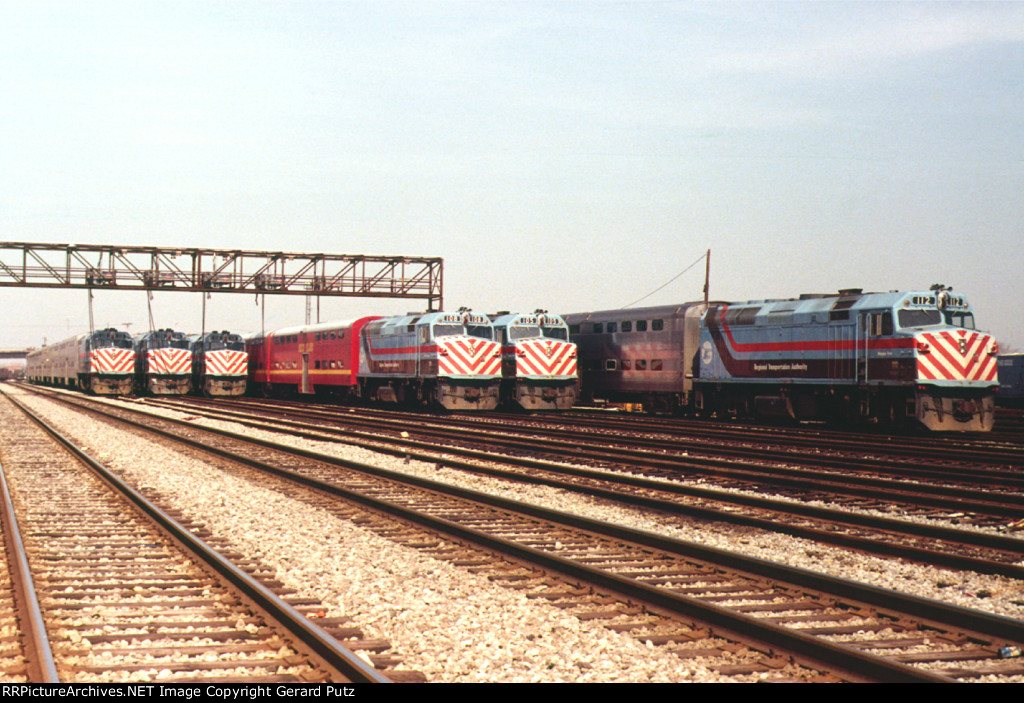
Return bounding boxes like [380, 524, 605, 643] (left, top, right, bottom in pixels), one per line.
[621, 250, 708, 308]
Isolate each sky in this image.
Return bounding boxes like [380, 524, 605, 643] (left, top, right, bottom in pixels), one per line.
[2, 1, 1023, 349]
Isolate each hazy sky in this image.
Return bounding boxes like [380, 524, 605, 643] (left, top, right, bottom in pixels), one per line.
[2, 1, 1023, 348]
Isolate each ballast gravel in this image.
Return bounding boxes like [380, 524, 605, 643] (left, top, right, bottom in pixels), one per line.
[12, 391, 722, 682]
[12, 388, 1024, 682]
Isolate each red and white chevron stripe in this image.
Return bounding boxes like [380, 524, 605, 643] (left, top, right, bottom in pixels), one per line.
[515, 339, 577, 378]
[90, 348, 135, 374]
[205, 349, 248, 376]
[916, 330, 998, 383]
[438, 338, 501, 377]
[148, 348, 192, 375]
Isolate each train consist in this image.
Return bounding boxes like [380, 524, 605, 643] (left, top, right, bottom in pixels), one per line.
[566, 288, 999, 431]
[490, 312, 579, 410]
[23, 310, 578, 411]
[23, 289, 1002, 432]
[246, 311, 508, 410]
[26, 327, 249, 397]
[189, 331, 249, 396]
[26, 328, 135, 394]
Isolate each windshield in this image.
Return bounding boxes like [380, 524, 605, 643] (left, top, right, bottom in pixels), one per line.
[466, 325, 493, 340]
[207, 339, 245, 351]
[509, 325, 541, 341]
[542, 327, 568, 340]
[898, 308, 976, 330]
[90, 335, 132, 350]
[433, 324, 463, 338]
[944, 311, 975, 329]
[898, 309, 941, 328]
[148, 333, 189, 350]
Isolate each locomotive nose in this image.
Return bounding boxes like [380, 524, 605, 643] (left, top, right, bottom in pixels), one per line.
[914, 330, 998, 384]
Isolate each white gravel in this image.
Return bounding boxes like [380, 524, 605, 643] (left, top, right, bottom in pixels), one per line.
[10, 389, 731, 682]
[10, 386, 1024, 682]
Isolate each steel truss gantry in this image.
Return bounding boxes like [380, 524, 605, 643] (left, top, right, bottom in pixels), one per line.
[0, 242, 444, 310]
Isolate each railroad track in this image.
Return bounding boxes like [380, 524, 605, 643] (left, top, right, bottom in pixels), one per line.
[17, 386, 1024, 682]
[127, 394, 1024, 578]
[161, 397, 1024, 503]
[553, 407, 1024, 463]
[0, 391, 398, 684]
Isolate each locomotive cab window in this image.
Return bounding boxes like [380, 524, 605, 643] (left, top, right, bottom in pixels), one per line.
[945, 311, 975, 329]
[509, 325, 541, 341]
[466, 325, 493, 340]
[636, 320, 648, 332]
[652, 319, 663, 331]
[621, 321, 632, 332]
[863, 312, 893, 336]
[898, 309, 941, 329]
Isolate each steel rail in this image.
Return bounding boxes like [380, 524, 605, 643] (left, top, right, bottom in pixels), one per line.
[0, 457, 59, 682]
[90, 396, 1024, 640]
[555, 409, 1024, 465]
[4, 393, 391, 685]
[167, 396, 1024, 489]
[136, 396, 1024, 576]
[40, 393, 1024, 681]
[171, 396, 1024, 511]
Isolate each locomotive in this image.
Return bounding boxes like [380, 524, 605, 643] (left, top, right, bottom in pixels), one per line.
[246, 310, 503, 410]
[25, 328, 135, 395]
[189, 330, 248, 396]
[489, 312, 579, 410]
[566, 288, 999, 431]
[133, 328, 193, 395]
